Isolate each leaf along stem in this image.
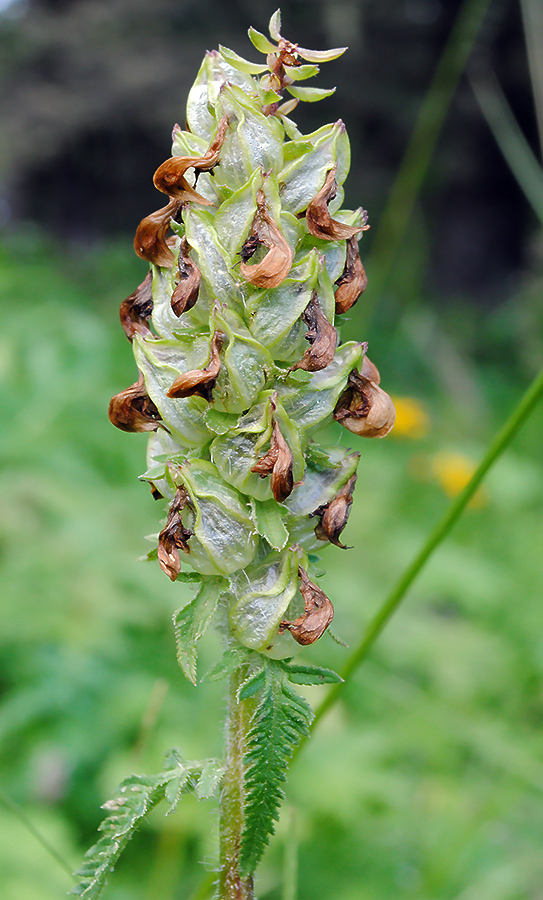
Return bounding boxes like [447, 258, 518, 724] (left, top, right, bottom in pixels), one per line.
[303, 362, 543, 743]
[218, 663, 255, 900]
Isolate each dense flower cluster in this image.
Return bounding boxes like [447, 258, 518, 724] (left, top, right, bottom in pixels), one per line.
[108, 11, 395, 663]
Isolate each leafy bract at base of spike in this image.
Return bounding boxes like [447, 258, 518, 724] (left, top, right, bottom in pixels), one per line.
[173, 578, 225, 683]
[70, 754, 223, 900]
[240, 658, 313, 876]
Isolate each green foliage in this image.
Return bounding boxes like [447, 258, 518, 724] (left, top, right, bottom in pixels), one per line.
[71, 752, 223, 900]
[2, 229, 543, 899]
[240, 659, 313, 876]
[173, 579, 225, 684]
[277, 660, 343, 685]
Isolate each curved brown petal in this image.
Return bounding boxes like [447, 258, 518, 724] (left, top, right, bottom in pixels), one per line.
[158, 486, 193, 581]
[119, 271, 154, 341]
[134, 199, 181, 268]
[152, 159, 213, 205]
[251, 418, 294, 503]
[361, 354, 381, 384]
[291, 291, 337, 372]
[306, 167, 367, 241]
[334, 369, 395, 438]
[280, 566, 334, 645]
[167, 331, 223, 401]
[108, 373, 162, 433]
[153, 116, 229, 201]
[171, 238, 201, 317]
[334, 236, 368, 314]
[240, 190, 293, 288]
[314, 473, 357, 548]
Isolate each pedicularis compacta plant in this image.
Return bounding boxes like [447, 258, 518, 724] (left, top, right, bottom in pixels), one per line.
[73, 11, 395, 899]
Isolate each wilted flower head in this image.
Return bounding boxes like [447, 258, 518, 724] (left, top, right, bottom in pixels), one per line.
[108, 8, 395, 661]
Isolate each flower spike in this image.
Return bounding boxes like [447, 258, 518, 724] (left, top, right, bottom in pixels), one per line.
[94, 15, 397, 895]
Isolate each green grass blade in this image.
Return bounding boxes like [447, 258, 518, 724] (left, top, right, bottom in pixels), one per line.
[365, 0, 492, 308]
[520, 0, 543, 158]
[0, 784, 75, 879]
[470, 70, 543, 224]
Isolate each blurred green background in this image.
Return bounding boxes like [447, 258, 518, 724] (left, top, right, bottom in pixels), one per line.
[1, 1, 543, 898]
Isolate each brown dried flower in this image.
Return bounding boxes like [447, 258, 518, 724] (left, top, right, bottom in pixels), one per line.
[361, 354, 381, 384]
[108, 373, 163, 433]
[153, 116, 229, 201]
[280, 566, 334, 645]
[240, 190, 293, 288]
[334, 235, 368, 314]
[306, 166, 368, 241]
[314, 473, 357, 548]
[334, 369, 395, 438]
[119, 272, 154, 342]
[251, 417, 294, 503]
[167, 331, 223, 401]
[134, 199, 182, 268]
[134, 118, 229, 268]
[291, 291, 337, 372]
[171, 237, 201, 317]
[157, 486, 193, 581]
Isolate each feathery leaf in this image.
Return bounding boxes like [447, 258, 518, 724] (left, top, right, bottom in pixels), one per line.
[240, 660, 313, 876]
[173, 578, 224, 684]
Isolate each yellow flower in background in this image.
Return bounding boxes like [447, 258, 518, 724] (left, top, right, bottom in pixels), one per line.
[431, 451, 488, 508]
[389, 396, 430, 439]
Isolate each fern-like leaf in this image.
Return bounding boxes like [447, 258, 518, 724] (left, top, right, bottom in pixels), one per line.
[240, 660, 313, 876]
[71, 753, 223, 899]
[70, 772, 172, 899]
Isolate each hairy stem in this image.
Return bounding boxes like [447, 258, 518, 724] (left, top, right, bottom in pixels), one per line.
[218, 664, 254, 900]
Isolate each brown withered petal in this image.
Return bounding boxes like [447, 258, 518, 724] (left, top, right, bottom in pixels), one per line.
[314, 473, 357, 548]
[280, 566, 334, 645]
[158, 486, 192, 581]
[108, 373, 162, 433]
[153, 116, 229, 201]
[334, 235, 368, 314]
[334, 369, 395, 438]
[171, 238, 201, 316]
[167, 331, 223, 401]
[361, 354, 380, 384]
[134, 199, 181, 268]
[291, 291, 337, 372]
[152, 159, 212, 206]
[240, 190, 293, 288]
[119, 272, 154, 341]
[250, 418, 294, 503]
[306, 167, 367, 241]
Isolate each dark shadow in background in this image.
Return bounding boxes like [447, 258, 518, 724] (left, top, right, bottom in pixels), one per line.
[0, 0, 536, 306]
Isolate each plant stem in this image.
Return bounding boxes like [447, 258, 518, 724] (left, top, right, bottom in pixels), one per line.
[364, 0, 492, 312]
[303, 362, 543, 741]
[218, 664, 254, 900]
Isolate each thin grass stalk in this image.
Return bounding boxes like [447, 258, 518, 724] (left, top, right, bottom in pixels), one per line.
[520, 0, 543, 160]
[364, 0, 492, 314]
[301, 362, 543, 742]
[470, 70, 543, 225]
[0, 785, 75, 879]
